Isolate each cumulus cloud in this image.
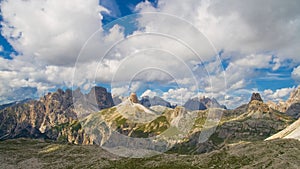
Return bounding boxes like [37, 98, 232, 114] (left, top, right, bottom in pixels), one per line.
[134, 0, 300, 106]
[137, 0, 300, 62]
[141, 89, 158, 98]
[263, 87, 296, 102]
[292, 66, 300, 81]
[0, 0, 112, 103]
[1, 0, 299, 106]
[1, 0, 107, 66]
[206, 54, 274, 93]
[162, 88, 196, 105]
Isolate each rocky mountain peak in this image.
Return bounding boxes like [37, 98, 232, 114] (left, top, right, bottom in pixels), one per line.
[184, 96, 225, 111]
[266, 86, 300, 118]
[140, 95, 172, 108]
[0, 86, 115, 141]
[86, 86, 114, 110]
[250, 93, 263, 103]
[129, 92, 138, 103]
[287, 86, 300, 104]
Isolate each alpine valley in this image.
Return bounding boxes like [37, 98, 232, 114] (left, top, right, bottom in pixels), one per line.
[0, 86, 300, 168]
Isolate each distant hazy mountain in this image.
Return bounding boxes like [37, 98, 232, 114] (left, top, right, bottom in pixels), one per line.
[112, 96, 123, 105]
[0, 98, 32, 110]
[140, 96, 174, 108]
[183, 96, 226, 111]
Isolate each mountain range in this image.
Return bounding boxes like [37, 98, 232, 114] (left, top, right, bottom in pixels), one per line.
[0, 86, 300, 167]
[183, 96, 227, 110]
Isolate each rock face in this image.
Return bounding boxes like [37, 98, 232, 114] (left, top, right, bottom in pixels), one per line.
[174, 93, 293, 154]
[0, 89, 76, 140]
[129, 93, 138, 103]
[266, 117, 300, 141]
[86, 86, 114, 110]
[112, 96, 122, 105]
[288, 86, 300, 104]
[250, 93, 263, 103]
[184, 98, 206, 111]
[0, 89, 295, 156]
[0, 87, 114, 142]
[266, 86, 300, 118]
[72, 87, 114, 118]
[266, 100, 288, 113]
[183, 96, 225, 111]
[140, 96, 173, 108]
[284, 86, 300, 118]
[286, 103, 300, 119]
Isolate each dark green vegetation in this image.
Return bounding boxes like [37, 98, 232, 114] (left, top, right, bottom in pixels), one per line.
[0, 138, 299, 169]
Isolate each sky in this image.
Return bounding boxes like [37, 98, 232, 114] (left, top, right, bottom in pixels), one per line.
[0, 0, 300, 108]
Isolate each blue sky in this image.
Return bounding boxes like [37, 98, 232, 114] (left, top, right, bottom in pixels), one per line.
[0, 0, 299, 108]
[99, 0, 298, 102]
[100, 0, 158, 25]
[0, 14, 15, 59]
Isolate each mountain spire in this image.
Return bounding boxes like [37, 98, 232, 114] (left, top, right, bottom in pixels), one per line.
[250, 93, 263, 103]
[129, 92, 139, 103]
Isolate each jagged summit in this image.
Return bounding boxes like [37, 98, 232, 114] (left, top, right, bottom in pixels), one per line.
[266, 86, 300, 118]
[86, 86, 114, 110]
[0, 86, 115, 141]
[0, 85, 294, 158]
[140, 95, 173, 108]
[129, 92, 139, 103]
[250, 93, 263, 103]
[183, 96, 225, 111]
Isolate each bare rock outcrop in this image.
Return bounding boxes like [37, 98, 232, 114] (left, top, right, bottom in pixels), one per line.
[0, 87, 114, 142]
[250, 93, 263, 103]
[267, 86, 300, 118]
[129, 93, 139, 103]
[183, 96, 225, 111]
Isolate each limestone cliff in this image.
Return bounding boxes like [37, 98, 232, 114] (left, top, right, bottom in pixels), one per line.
[0, 87, 114, 143]
[267, 86, 300, 118]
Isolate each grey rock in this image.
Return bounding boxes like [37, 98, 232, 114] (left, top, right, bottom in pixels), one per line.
[285, 103, 300, 119]
[250, 93, 263, 103]
[140, 96, 172, 108]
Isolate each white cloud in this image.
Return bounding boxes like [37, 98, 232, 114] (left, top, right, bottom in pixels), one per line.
[111, 86, 129, 97]
[223, 95, 244, 108]
[292, 66, 300, 81]
[111, 81, 143, 97]
[134, 0, 300, 102]
[205, 54, 274, 94]
[0, 0, 113, 103]
[1, 0, 299, 106]
[141, 89, 158, 98]
[263, 87, 296, 102]
[230, 80, 246, 90]
[162, 88, 196, 105]
[272, 57, 281, 71]
[233, 54, 272, 68]
[1, 0, 107, 66]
